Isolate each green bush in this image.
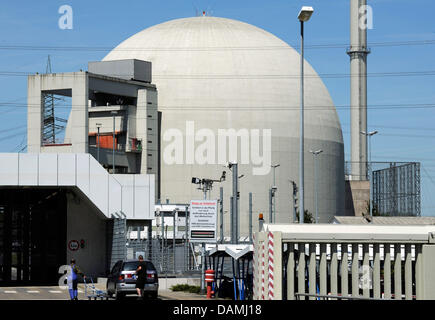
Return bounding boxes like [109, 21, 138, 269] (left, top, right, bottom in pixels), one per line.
[187, 286, 201, 294]
[170, 284, 201, 294]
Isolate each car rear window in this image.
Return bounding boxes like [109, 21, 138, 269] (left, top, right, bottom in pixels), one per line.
[122, 261, 140, 271]
[146, 262, 156, 272]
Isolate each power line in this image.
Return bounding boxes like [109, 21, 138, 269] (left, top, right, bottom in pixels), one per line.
[2, 101, 435, 111]
[1, 70, 435, 79]
[342, 123, 435, 132]
[0, 124, 27, 134]
[0, 39, 434, 52]
[352, 132, 435, 139]
[0, 130, 27, 142]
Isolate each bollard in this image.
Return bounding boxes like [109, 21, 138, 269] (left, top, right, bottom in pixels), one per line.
[205, 269, 215, 299]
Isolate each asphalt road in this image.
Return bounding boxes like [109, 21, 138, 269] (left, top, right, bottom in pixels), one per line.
[0, 285, 154, 300]
[0, 286, 206, 300]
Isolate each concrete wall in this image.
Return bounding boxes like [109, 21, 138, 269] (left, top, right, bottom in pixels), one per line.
[158, 277, 200, 290]
[345, 180, 370, 216]
[27, 72, 89, 153]
[66, 192, 108, 278]
[137, 88, 159, 196]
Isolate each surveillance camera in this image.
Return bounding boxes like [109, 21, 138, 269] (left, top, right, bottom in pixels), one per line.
[220, 171, 226, 181]
[271, 186, 278, 191]
[191, 177, 201, 184]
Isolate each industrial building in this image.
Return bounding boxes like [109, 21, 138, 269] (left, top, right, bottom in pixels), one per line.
[103, 15, 345, 229]
[0, 5, 422, 286]
[0, 61, 157, 285]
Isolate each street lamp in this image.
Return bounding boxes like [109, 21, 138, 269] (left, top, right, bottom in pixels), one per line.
[96, 123, 102, 163]
[298, 6, 314, 22]
[309, 149, 323, 223]
[361, 130, 378, 217]
[298, 6, 314, 224]
[271, 164, 280, 223]
[111, 111, 118, 173]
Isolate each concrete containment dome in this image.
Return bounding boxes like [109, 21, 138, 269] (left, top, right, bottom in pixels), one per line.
[104, 16, 344, 231]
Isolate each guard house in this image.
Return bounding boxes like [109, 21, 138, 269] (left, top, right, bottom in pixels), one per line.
[0, 60, 158, 285]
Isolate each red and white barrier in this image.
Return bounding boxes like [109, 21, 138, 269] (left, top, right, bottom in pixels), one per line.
[261, 242, 265, 300]
[268, 232, 274, 300]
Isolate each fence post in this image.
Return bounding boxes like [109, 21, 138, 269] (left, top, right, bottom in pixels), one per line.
[308, 243, 316, 300]
[268, 231, 282, 300]
[249, 192, 253, 243]
[220, 187, 224, 243]
[417, 244, 435, 300]
[252, 232, 258, 300]
[147, 221, 152, 261]
[286, 242, 295, 300]
[330, 243, 338, 298]
[185, 206, 189, 271]
[173, 210, 177, 273]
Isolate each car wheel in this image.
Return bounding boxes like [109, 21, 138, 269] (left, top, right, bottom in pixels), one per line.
[106, 285, 113, 298]
[115, 290, 124, 300]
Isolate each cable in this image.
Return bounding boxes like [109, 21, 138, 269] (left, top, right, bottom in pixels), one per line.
[342, 123, 435, 132]
[0, 39, 433, 52]
[2, 101, 435, 111]
[421, 166, 435, 211]
[0, 124, 27, 134]
[365, 132, 435, 139]
[1, 70, 435, 79]
[0, 130, 27, 142]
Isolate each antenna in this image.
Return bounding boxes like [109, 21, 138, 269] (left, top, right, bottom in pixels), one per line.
[206, 0, 218, 17]
[192, 1, 199, 16]
[45, 55, 52, 74]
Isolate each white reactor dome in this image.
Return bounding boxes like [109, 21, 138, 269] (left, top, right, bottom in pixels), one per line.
[104, 16, 344, 229]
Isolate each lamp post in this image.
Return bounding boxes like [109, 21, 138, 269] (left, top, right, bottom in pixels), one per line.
[111, 111, 118, 173]
[309, 149, 323, 223]
[298, 6, 314, 224]
[96, 123, 102, 163]
[361, 130, 378, 217]
[191, 172, 226, 295]
[271, 164, 280, 223]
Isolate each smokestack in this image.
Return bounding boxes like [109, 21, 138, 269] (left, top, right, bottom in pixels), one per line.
[348, 0, 370, 180]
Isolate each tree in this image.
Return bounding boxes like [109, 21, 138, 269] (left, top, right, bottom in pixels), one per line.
[364, 200, 388, 217]
[295, 210, 315, 223]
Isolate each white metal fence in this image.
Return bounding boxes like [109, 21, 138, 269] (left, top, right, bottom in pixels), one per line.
[253, 224, 435, 300]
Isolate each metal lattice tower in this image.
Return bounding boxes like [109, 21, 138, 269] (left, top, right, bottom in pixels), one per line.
[42, 55, 66, 144]
[372, 162, 421, 216]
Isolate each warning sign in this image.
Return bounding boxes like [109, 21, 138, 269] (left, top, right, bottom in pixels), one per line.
[189, 200, 218, 243]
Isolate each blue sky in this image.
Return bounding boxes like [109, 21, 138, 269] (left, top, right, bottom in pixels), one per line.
[0, 0, 434, 215]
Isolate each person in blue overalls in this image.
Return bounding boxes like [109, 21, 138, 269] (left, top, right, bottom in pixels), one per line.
[68, 259, 86, 300]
